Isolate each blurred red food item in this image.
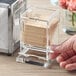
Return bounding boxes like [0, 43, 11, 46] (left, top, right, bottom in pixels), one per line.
[59, 0, 67, 9]
[68, 0, 76, 11]
[59, 0, 76, 11]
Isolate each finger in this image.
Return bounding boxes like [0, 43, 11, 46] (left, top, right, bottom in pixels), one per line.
[49, 52, 59, 59]
[65, 63, 76, 71]
[55, 38, 74, 53]
[50, 42, 72, 59]
[51, 45, 59, 51]
[56, 50, 76, 63]
[50, 44, 67, 59]
[50, 45, 61, 59]
[60, 56, 76, 68]
[51, 37, 74, 54]
[50, 35, 75, 60]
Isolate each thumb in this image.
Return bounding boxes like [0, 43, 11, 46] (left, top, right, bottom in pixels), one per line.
[51, 44, 62, 53]
[50, 45, 62, 59]
[50, 37, 74, 59]
[52, 36, 75, 53]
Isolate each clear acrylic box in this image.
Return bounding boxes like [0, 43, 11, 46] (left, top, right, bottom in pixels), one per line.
[17, 7, 60, 67]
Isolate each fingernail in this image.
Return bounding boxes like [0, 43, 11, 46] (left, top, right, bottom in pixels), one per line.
[60, 62, 66, 68]
[56, 56, 63, 63]
[49, 53, 54, 59]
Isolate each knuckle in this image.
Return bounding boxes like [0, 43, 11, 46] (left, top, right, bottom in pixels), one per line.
[66, 56, 76, 64]
[60, 50, 76, 60]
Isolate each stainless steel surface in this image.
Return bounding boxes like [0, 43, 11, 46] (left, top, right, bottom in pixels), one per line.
[0, 0, 26, 54]
[0, 0, 16, 5]
[63, 28, 76, 35]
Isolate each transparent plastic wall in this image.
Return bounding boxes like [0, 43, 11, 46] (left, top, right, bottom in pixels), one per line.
[13, 0, 26, 43]
[19, 7, 60, 66]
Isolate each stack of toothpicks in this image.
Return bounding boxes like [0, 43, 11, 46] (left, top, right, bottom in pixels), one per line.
[21, 18, 59, 48]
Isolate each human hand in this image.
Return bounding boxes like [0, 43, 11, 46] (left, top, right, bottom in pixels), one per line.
[50, 35, 76, 71]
